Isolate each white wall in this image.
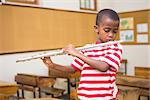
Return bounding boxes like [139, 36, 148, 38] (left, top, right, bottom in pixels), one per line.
[39, 0, 79, 11]
[39, 0, 150, 12]
[99, 0, 150, 12]
[0, 0, 149, 83]
[0, 52, 47, 82]
[149, 0, 150, 8]
[122, 45, 149, 75]
[0, 51, 74, 82]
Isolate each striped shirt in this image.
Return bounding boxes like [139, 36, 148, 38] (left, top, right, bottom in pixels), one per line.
[71, 43, 123, 100]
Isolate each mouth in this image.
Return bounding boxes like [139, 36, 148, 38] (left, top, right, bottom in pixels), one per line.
[107, 39, 113, 42]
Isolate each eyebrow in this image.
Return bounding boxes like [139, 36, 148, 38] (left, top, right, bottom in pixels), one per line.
[103, 26, 119, 29]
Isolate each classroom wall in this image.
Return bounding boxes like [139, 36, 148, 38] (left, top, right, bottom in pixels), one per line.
[148, 0, 150, 9]
[100, 0, 150, 12]
[39, 0, 79, 11]
[39, 0, 150, 12]
[123, 45, 149, 75]
[0, 0, 150, 83]
[0, 52, 74, 82]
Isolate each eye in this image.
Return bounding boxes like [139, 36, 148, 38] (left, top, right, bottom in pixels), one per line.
[104, 28, 110, 33]
[113, 30, 118, 34]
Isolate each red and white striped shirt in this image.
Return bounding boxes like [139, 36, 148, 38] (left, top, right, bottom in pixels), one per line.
[71, 43, 123, 100]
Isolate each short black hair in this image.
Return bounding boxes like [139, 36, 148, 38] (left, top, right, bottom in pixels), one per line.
[96, 9, 120, 26]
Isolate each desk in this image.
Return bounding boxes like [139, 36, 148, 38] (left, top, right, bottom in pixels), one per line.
[0, 80, 18, 100]
[48, 68, 80, 100]
[116, 75, 150, 89]
[116, 75, 150, 99]
[15, 73, 55, 98]
[21, 97, 61, 100]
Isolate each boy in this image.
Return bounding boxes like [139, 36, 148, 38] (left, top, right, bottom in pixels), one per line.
[42, 9, 122, 100]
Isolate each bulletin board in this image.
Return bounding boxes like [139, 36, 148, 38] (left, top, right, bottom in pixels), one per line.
[0, 4, 97, 54]
[118, 9, 150, 45]
[0, 4, 149, 54]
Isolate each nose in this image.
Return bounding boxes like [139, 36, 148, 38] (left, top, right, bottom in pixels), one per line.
[108, 31, 114, 38]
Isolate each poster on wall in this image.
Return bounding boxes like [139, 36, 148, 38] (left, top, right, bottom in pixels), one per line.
[120, 17, 134, 30]
[137, 23, 148, 33]
[120, 30, 134, 42]
[80, 0, 97, 11]
[137, 34, 148, 43]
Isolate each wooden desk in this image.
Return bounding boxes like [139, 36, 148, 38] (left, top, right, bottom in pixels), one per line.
[21, 98, 61, 100]
[135, 67, 150, 79]
[48, 68, 79, 100]
[0, 80, 18, 100]
[116, 75, 150, 89]
[116, 75, 150, 99]
[15, 73, 55, 98]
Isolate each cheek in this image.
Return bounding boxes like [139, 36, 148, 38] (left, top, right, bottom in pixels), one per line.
[101, 32, 108, 37]
[112, 34, 117, 38]
[98, 33, 107, 39]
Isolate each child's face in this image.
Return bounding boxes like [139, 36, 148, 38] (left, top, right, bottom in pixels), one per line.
[94, 17, 119, 43]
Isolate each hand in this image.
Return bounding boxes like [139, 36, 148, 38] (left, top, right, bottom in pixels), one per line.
[41, 57, 54, 68]
[63, 44, 80, 57]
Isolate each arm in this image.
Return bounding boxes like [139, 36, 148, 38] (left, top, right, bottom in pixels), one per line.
[74, 53, 109, 72]
[41, 57, 75, 74]
[63, 44, 109, 72]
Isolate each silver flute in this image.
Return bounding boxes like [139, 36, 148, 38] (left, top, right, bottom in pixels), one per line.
[16, 40, 123, 62]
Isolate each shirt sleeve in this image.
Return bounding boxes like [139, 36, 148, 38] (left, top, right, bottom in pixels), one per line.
[99, 44, 123, 72]
[70, 51, 84, 72]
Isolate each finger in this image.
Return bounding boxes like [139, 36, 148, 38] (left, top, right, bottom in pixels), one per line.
[43, 56, 49, 59]
[68, 54, 71, 56]
[41, 57, 44, 60]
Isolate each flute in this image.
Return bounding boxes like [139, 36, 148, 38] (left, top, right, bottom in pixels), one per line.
[16, 40, 123, 62]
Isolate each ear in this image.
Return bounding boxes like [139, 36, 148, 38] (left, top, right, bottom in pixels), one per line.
[94, 25, 99, 33]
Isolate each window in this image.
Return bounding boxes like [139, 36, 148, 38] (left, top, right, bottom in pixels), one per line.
[80, 0, 97, 11]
